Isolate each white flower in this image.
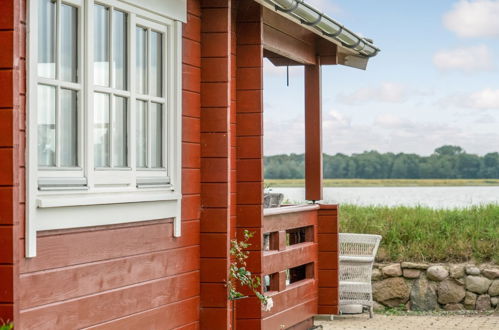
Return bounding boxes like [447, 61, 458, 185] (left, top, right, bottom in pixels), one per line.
[262, 297, 274, 312]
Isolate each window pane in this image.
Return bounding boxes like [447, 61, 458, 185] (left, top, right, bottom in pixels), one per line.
[94, 93, 110, 167]
[150, 31, 162, 97]
[60, 89, 78, 167]
[37, 85, 56, 167]
[150, 103, 163, 168]
[94, 5, 109, 86]
[38, 0, 56, 78]
[136, 100, 147, 168]
[113, 11, 127, 90]
[136, 27, 147, 94]
[112, 97, 127, 167]
[60, 4, 78, 82]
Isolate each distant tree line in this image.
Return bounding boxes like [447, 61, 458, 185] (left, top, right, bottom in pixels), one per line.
[264, 145, 499, 179]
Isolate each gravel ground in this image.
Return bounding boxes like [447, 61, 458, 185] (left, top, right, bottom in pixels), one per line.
[315, 313, 499, 330]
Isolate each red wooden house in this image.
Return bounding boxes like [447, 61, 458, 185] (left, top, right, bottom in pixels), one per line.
[0, 0, 379, 328]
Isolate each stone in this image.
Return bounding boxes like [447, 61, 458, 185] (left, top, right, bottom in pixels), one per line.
[449, 264, 465, 279]
[427, 265, 449, 281]
[437, 279, 466, 304]
[464, 291, 477, 310]
[491, 297, 499, 307]
[466, 276, 491, 294]
[372, 268, 383, 281]
[382, 263, 402, 277]
[373, 301, 386, 312]
[482, 268, 499, 280]
[444, 303, 464, 311]
[401, 262, 429, 270]
[403, 269, 421, 279]
[476, 295, 492, 311]
[466, 265, 481, 275]
[373, 277, 411, 308]
[489, 280, 499, 296]
[410, 275, 439, 311]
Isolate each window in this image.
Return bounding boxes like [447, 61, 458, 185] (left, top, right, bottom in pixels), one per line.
[27, 0, 185, 257]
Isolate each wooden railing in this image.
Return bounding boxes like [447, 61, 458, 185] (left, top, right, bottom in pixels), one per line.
[259, 204, 339, 329]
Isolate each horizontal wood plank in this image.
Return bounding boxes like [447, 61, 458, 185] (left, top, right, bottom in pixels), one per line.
[264, 209, 318, 233]
[19, 271, 199, 330]
[263, 242, 317, 275]
[20, 220, 200, 273]
[20, 246, 199, 309]
[262, 298, 317, 330]
[83, 297, 199, 330]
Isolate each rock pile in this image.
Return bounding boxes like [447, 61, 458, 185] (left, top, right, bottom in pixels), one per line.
[372, 262, 499, 311]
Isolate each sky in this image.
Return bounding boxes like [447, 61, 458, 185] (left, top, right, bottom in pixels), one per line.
[263, 0, 499, 156]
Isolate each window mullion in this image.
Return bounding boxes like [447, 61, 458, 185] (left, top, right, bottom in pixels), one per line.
[108, 7, 114, 168]
[109, 7, 114, 89]
[129, 12, 136, 178]
[55, 0, 61, 80]
[109, 94, 114, 167]
[86, 0, 96, 187]
[55, 86, 61, 167]
[147, 100, 151, 168]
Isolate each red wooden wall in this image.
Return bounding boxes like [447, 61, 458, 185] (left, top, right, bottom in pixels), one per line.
[1, 0, 203, 328]
[0, 0, 339, 329]
[318, 205, 340, 315]
[0, 0, 24, 322]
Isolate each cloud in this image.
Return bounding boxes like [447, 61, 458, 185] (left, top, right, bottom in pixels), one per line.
[264, 110, 499, 156]
[438, 88, 499, 110]
[467, 88, 499, 109]
[337, 83, 409, 105]
[374, 114, 415, 130]
[443, 0, 499, 38]
[433, 45, 495, 73]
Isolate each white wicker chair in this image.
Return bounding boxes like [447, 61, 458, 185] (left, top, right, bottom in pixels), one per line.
[339, 233, 382, 318]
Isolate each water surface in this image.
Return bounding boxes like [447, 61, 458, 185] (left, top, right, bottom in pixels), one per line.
[270, 186, 499, 209]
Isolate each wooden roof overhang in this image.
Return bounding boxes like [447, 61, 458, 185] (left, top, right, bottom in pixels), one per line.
[262, 7, 338, 67]
[253, 1, 379, 201]
[259, 3, 377, 70]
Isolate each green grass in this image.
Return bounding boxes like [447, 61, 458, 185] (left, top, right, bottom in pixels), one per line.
[265, 178, 499, 187]
[340, 204, 499, 263]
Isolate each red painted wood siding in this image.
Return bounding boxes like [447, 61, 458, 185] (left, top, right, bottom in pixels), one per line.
[199, 1, 234, 328]
[235, 1, 265, 329]
[317, 205, 340, 315]
[0, 0, 25, 322]
[0, 0, 202, 328]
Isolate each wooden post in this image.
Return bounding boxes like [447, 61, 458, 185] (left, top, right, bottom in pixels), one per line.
[305, 58, 323, 201]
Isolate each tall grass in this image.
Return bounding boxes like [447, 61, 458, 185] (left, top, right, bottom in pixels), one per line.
[340, 204, 499, 263]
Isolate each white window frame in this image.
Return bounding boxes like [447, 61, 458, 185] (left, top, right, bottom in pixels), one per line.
[26, 0, 185, 257]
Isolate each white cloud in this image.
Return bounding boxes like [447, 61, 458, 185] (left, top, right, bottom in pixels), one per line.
[264, 110, 499, 156]
[337, 83, 409, 105]
[467, 88, 499, 109]
[443, 0, 499, 38]
[438, 88, 499, 109]
[374, 114, 415, 130]
[433, 45, 495, 73]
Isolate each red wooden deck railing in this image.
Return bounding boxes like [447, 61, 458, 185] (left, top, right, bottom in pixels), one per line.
[257, 204, 339, 329]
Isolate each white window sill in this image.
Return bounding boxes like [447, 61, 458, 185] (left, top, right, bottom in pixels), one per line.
[36, 189, 180, 208]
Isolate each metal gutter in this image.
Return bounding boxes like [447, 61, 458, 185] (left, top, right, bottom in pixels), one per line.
[261, 0, 380, 58]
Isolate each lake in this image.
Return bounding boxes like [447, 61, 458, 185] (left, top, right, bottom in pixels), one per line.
[270, 186, 499, 209]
